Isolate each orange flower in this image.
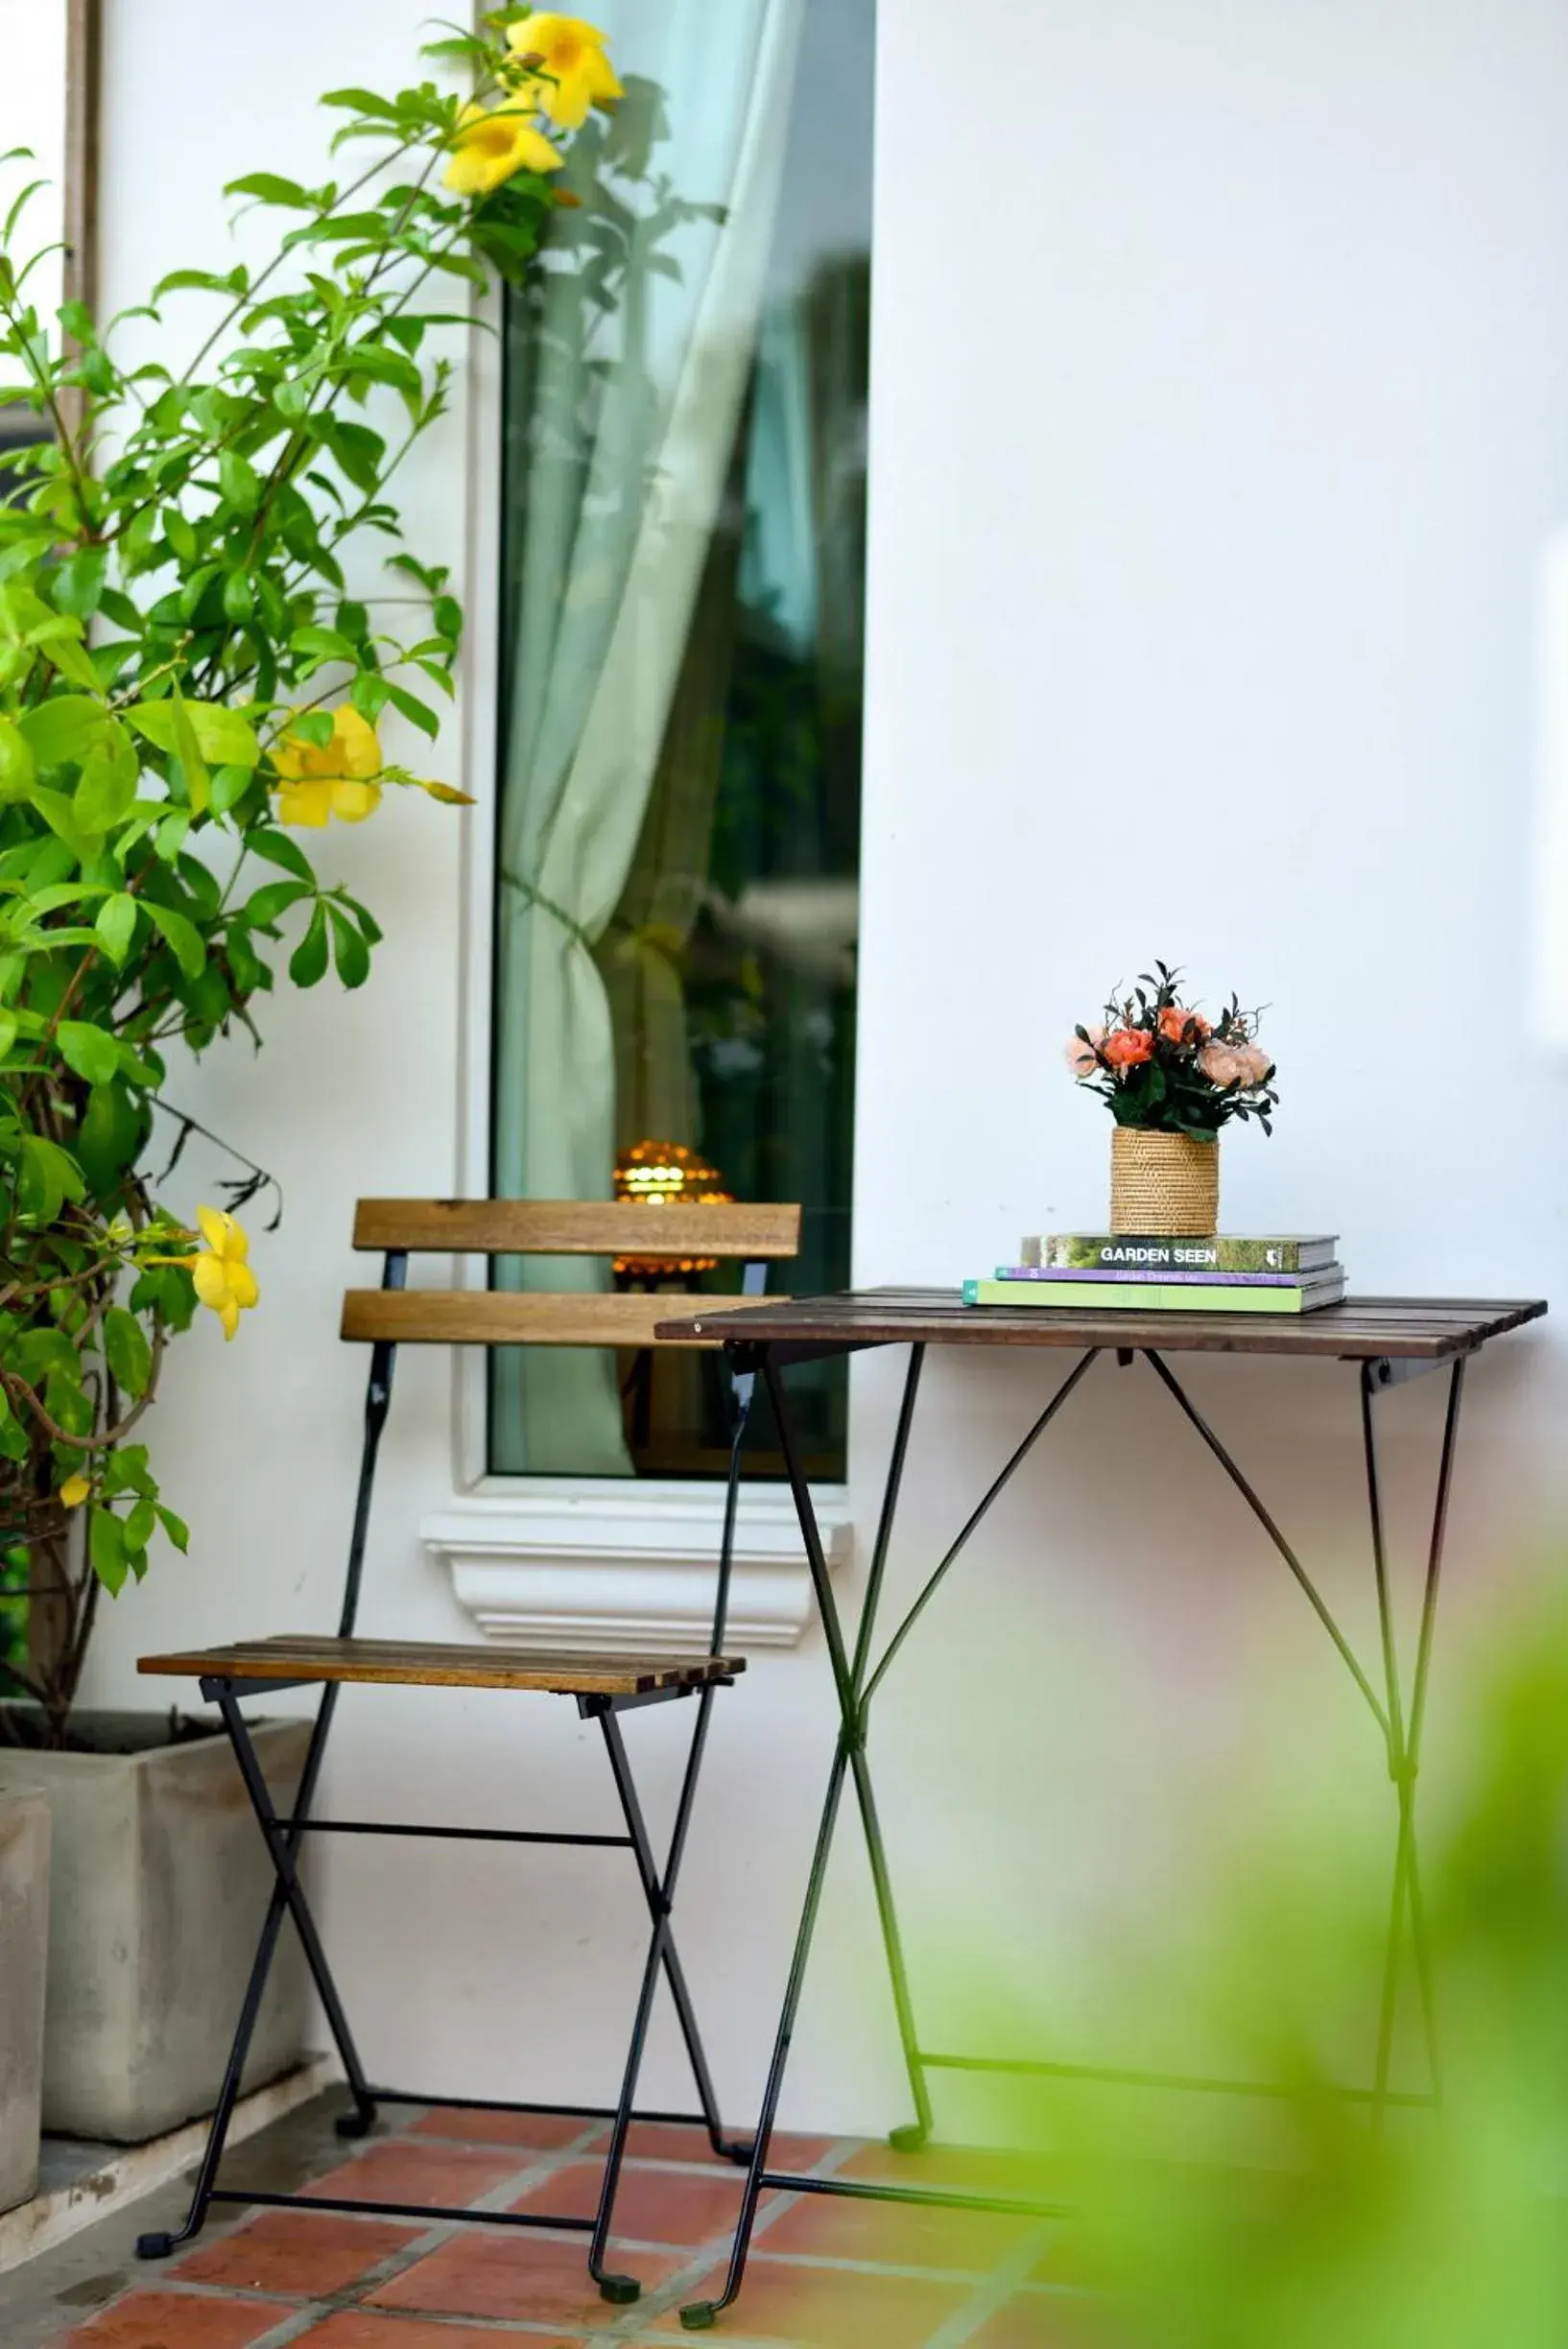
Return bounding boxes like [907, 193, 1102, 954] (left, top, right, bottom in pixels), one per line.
[1157, 1006, 1210, 1046]
[1102, 1028, 1154, 1069]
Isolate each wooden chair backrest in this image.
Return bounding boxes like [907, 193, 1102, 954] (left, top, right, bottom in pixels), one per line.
[342, 1198, 801, 1349]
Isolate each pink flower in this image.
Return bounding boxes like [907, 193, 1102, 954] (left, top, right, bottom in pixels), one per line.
[1064, 1025, 1105, 1079]
[1199, 1043, 1248, 1090]
[1233, 1043, 1272, 1087]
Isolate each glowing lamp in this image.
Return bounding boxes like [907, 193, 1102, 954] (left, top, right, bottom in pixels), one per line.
[612, 1140, 732, 1278]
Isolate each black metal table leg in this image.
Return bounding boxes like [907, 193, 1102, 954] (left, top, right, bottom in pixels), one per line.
[685, 1334, 1473, 2329]
[1364, 1355, 1465, 2120]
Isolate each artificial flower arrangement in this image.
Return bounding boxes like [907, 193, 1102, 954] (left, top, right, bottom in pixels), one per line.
[0, 10, 625, 1743]
[1064, 963, 1277, 1234]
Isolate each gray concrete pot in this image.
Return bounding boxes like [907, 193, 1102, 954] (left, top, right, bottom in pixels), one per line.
[0, 1788, 49, 2213]
[0, 1713, 310, 2144]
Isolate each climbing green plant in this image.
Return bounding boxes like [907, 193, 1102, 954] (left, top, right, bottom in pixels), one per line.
[0, 9, 622, 1744]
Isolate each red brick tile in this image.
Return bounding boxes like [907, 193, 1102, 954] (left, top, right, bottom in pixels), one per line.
[511, 2156, 773, 2246]
[761, 2182, 1036, 2272]
[299, 2317, 592, 2349]
[664, 2257, 970, 2347]
[588, 2120, 836, 2169]
[409, 2104, 593, 2151]
[172, 2207, 420, 2297]
[302, 2140, 522, 2210]
[59, 2292, 291, 2347]
[371, 2229, 682, 2327]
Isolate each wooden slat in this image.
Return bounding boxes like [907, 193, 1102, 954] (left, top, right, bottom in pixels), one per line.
[341, 1289, 777, 1348]
[353, 1198, 801, 1259]
[654, 1289, 1549, 1363]
[138, 1635, 744, 1698]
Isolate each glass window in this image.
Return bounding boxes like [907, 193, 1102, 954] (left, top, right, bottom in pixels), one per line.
[489, 0, 873, 1482]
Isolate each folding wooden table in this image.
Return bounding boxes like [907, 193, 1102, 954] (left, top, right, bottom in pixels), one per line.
[652, 1289, 1548, 2329]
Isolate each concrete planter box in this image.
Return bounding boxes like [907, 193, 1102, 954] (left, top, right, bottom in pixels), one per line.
[0, 1788, 49, 2213]
[0, 1714, 310, 2144]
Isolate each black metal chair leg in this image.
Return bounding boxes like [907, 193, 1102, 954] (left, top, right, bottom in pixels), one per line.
[137, 1685, 365, 2257]
[215, 1688, 377, 2124]
[135, 1872, 296, 2258]
[616, 1681, 749, 2167]
[587, 1697, 743, 2302]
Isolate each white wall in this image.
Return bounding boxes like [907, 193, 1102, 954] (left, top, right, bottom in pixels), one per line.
[0, 0, 68, 390]
[81, 0, 1568, 2141]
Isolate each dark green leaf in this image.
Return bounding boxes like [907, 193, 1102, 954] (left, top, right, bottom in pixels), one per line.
[146, 900, 204, 978]
[155, 1503, 190, 1553]
[248, 826, 315, 881]
[17, 1133, 85, 1222]
[349, 672, 391, 723]
[288, 710, 335, 750]
[88, 1507, 129, 1597]
[168, 687, 210, 816]
[242, 877, 312, 927]
[226, 171, 312, 208]
[18, 695, 106, 770]
[74, 720, 139, 830]
[222, 569, 255, 624]
[209, 763, 252, 817]
[57, 1020, 119, 1085]
[127, 699, 260, 768]
[153, 266, 247, 299]
[290, 624, 357, 669]
[385, 682, 440, 741]
[0, 715, 35, 800]
[53, 548, 107, 618]
[103, 1306, 152, 1398]
[218, 448, 263, 511]
[289, 901, 330, 986]
[328, 904, 370, 988]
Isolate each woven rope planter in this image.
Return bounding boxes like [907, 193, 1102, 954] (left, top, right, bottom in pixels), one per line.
[1109, 1128, 1220, 1236]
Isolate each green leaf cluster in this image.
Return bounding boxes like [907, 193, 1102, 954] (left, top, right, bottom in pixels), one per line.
[0, 13, 614, 1742]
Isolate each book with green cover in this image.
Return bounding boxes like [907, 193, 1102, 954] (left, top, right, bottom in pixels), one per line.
[1025, 1233, 1339, 1275]
[962, 1274, 1346, 1315]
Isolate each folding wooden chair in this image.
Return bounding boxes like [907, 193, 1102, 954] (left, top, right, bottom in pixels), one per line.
[134, 1196, 799, 2306]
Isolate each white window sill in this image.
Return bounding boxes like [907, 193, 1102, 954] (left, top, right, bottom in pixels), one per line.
[422, 1480, 854, 1654]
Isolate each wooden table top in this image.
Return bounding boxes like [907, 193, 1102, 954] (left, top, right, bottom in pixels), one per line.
[654, 1289, 1548, 1362]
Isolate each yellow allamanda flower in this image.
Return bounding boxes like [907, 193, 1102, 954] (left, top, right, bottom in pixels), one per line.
[59, 1473, 90, 1509]
[272, 706, 384, 829]
[507, 13, 623, 130]
[443, 100, 564, 197]
[184, 1207, 259, 1342]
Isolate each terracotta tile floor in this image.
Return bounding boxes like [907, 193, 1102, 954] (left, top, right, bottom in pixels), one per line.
[49, 2101, 1090, 2349]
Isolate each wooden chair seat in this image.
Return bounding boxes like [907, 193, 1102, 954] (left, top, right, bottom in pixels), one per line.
[139, 1635, 744, 1699]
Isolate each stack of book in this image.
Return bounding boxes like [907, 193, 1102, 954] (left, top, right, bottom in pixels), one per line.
[962, 1233, 1345, 1315]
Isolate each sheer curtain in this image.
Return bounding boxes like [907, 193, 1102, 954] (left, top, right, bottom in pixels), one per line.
[492, 0, 806, 1473]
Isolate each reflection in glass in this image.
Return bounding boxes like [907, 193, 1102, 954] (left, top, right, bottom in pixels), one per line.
[491, 0, 873, 1481]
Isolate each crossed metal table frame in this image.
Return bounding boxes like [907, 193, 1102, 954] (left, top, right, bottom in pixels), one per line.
[653, 1288, 1546, 2331]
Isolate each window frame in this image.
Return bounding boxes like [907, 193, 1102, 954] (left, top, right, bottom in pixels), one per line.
[425, 234, 860, 1643]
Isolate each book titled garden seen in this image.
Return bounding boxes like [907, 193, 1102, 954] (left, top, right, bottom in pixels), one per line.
[1024, 1234, 1338, 1275]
